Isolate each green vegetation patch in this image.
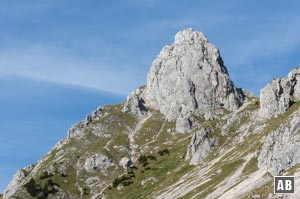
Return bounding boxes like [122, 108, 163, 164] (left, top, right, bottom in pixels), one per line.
[24, 178, 59, 199]
[242, 157, 258, 176]
[134, 111, 165, 147]
[23, 163, 81, 198]
[92, 103, 137, 131]
[193, 115, 225, 146]
[104, 137, 194, 199]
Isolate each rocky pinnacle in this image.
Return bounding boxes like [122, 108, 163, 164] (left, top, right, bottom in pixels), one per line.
[124, 28, 244, 132]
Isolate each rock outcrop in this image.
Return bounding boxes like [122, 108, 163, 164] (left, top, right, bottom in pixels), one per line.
[175, 115, 193, 133]
[84, 154, 115, 173]
[259, 67, 300, 119]
[68, 106, 105, 138]
[122, 87, 147, 117]
[186, 128, 217, 165]
[258, 113, 300, 175]
[3, 164, 35, 199]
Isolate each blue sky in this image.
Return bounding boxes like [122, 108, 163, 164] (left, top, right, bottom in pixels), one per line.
[0, 0, 299, 192]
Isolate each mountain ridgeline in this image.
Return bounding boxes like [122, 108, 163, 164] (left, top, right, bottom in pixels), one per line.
[4, 29, 300, 199]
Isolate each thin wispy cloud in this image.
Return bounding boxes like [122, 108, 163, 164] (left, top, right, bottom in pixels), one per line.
[0, 43, 145, 94]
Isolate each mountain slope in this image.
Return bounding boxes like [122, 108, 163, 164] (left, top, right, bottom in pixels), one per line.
[4, 29, 300, 199]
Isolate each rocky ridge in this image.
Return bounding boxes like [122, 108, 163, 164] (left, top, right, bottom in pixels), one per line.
[259, 67, 300, 119]
[3, 29, 300, 199]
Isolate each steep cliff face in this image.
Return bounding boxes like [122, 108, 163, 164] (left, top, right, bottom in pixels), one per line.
[124, 28, 244, 133]
[143, 28, 244, 124]
[258, 113, 300, 175]
[259, 67, 300, 119]
[4, 29, 300, 199]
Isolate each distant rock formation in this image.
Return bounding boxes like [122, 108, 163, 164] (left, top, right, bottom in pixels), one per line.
[124, 28, 244, 132]
[259, 67, 300, 119]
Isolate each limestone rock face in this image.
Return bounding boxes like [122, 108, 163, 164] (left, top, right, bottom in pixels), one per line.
[122, 87, 147, 117]
[3, 164, 35, 199]
[68, 106, 104, 138]
[84, 154, 114, 173]
[175, 115, 193, 133]
[259, 67, 300, 119]
[258, 114, 300, 175]
[143, 28, 244, 122]
[186, 128, 217, 165]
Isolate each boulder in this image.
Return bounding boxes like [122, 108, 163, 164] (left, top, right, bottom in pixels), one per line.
[119, 157, 133, 169]
[84, 154, 114, 172]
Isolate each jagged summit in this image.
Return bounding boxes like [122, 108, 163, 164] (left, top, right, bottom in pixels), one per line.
[124, 28, 244, 132]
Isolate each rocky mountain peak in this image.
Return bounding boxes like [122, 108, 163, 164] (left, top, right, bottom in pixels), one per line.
[174, 28, 208, 45]
[124, 29, 244, 132]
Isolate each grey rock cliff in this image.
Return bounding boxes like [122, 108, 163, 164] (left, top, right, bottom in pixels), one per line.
[3, 164, 35, 199]
[259, 67, 300, 119]
[123, 29, 244, 132]
[122, 87, 147, 117]
[68, 106, 104, 138]
[186, 128, 217, 165]
[258, 112, 300, 175]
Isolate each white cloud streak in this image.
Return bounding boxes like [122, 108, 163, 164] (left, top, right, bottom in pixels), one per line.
[0, 43, 145, 94]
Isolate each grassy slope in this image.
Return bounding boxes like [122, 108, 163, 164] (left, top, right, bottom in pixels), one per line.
[105, 100, 260, 198]
[104, 111, 193, 199]
[16, 104, 136, 199]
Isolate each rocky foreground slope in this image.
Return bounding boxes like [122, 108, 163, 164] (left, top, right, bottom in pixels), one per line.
[4, 29, 300, 199]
